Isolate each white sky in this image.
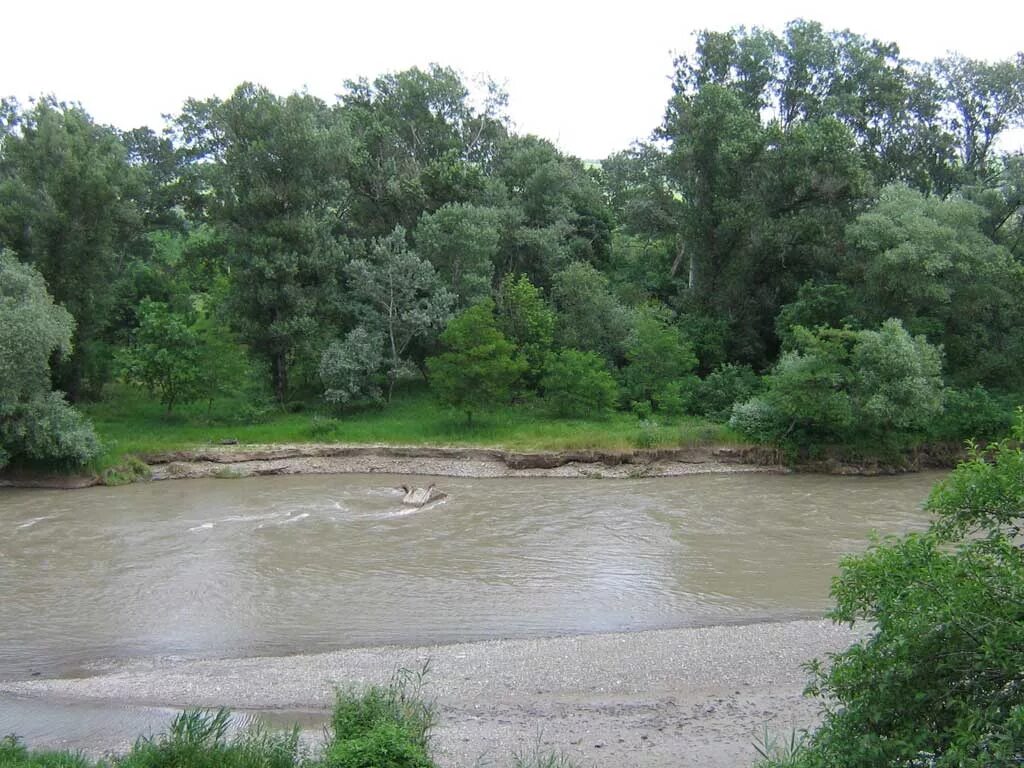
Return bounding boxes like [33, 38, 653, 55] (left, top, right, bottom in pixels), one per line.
[5, 0, 1023, 159]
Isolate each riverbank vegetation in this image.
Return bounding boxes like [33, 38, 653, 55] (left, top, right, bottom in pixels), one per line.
[759, 412, 1024, 766]
[2, 20, 1023, 474]
[0, 667, 572, 768]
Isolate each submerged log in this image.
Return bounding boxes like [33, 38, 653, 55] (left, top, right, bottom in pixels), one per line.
[400, 484, 446, 506]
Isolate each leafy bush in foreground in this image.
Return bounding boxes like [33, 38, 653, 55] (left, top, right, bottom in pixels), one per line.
[761, 411, 1024, 767]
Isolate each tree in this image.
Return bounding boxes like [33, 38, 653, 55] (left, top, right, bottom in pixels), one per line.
[199, 83, 351, 402]
[319, 327, 385, 406]
[540, 349, 618, 418]
[620, 303, 698, 410]
[0, 252, 100, 468]
[550, 261, 631, 363]
[339, 65, 508, 238]
[415, 203, 502, 307]
[347, 227, 454, 400]
[427, 300, 526, 425]
[845, 184, 1024, 389]
[0, 97, 143, 399]
[492, 135, 612, 286]
[764, 414, 1024, 767]
[118, 299, 201, 414]
[494, 273, 556, 385]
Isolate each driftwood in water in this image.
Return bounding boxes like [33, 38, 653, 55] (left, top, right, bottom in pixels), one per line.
[400, 484, 446, 506]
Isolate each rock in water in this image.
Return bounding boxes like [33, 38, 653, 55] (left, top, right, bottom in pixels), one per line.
[400, 484, 446, 506]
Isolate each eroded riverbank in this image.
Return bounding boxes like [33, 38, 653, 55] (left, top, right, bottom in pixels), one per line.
[0, 619, 861, 768]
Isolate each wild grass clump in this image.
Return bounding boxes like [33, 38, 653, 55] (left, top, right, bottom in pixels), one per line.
[0, 735, 96, 767]
[118, 708, 301, 768]
[100, 455, 151, 486]
[328, 665, 436, 754]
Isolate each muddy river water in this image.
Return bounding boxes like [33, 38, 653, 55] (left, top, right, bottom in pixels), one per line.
[0, 471, 942, 683]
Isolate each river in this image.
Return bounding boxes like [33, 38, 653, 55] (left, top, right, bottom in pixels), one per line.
[0, 471, 942, 682]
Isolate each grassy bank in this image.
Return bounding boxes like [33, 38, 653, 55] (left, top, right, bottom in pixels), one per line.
[81, 384, 744, 473]
[0, 671, 572, 768]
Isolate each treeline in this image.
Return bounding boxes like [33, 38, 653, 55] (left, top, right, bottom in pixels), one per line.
[2, 20, 1023, 468]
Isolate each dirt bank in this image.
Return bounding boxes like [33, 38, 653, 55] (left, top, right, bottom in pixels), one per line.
[0, 443, 777, 488]
[1, 619, 858, 767]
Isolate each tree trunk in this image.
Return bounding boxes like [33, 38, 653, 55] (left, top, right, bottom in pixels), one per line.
[273, 352, 288, 404]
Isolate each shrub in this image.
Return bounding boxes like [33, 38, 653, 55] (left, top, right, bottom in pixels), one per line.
[540, 349, 618, 418]
[693, 363, 762, 421]
[929, 385, 1011, 443]
[620, 303, 697, 410]
[652, 376, 700, 416]
[322, 723, 434, 768]
[329, 668, 435, 750]
[427, 300, 526, 425]
[729, 320, 943, 455]
[763, 412, 1024, 767]
[101, 455, 152, 486]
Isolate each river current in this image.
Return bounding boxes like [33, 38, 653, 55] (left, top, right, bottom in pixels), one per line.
[0, 471, 941, 681]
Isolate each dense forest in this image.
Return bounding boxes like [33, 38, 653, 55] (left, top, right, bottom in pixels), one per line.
[2, 19, 1024, 470]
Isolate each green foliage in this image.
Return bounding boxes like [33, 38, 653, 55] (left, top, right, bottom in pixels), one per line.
[773, 415, 1024, 767]
[322, 723, 434, 768]
[620, 303, 698, 410]
[692, 363, 762, 421]
[0, 253, 100, 469]
[0, 735, 97, 767]
[930, 385, 1013, 444]
[550, 261, 630, 362]
[118, 708, 300, 768]
[495, 273, 556, 385]
[347, 228, 454, 401]
[540, 349, 618, 418]
[199, 84, 351, 402]
[415, 203, 502, 308]
[118, 300, 202, 413]
[0, 98, 143, 399]
[846, 184, 1024, 388]
[101, 455, 152, 486]
[319, 327, 385, 406]
[730, 319, 944, 454]
[427, 300, 526, 424]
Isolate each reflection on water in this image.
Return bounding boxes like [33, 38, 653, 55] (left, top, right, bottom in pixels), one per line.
[0, 472, 941, 679]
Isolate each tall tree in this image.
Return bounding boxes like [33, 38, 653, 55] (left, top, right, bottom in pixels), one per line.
[199, 84, 351, 402]
[0, 97, 142, 399]
[340, 65, 507, 237]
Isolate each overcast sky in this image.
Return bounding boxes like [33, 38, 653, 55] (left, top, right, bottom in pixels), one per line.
[6, 0, 1023, 159]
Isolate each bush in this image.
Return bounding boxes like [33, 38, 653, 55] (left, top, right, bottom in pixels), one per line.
[329, 668, 435, 750]
[322, 723, 434, 768]
[763, 412, 1024, 767]
[729, 320, 943, 455]
[728, 396, 784, 444]
[620, 303, 698, 410]
[652, 376, 700, 416]
[929, 385, 1012, 443]
[692, 363, 762, 421]
[540, 349, 618, 418]
[0, 393, 102, 470]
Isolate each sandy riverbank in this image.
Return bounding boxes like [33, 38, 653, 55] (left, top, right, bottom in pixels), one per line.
[1, 619, 859, 767]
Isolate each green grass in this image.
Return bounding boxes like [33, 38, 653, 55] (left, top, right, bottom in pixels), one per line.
[81, 383, 745, 473]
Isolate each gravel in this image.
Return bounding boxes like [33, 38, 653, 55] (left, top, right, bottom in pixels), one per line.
[1, 619, 861, 767]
